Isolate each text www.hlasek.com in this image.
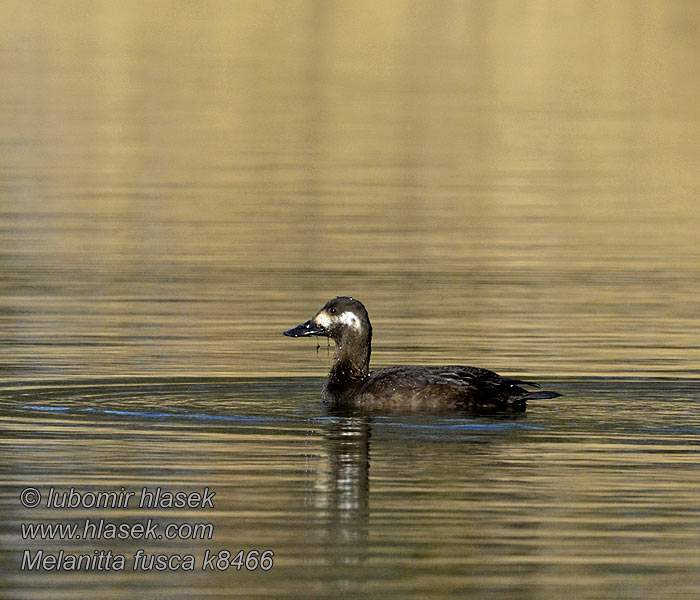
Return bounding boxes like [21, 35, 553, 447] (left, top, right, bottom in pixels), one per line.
[22, 518, 213, 541]
[19, 486, 274, 572]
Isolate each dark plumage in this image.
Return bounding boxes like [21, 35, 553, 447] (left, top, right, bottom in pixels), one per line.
[284, 296, 560, 412]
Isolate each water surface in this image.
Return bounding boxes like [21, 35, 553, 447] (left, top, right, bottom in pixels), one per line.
[1, 1, 699, 598]
[2, 378, 699, 599]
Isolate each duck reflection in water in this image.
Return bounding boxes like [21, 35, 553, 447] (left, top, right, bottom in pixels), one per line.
[312, 411, 371, 572]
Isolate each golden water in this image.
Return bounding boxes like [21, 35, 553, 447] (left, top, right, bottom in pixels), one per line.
[1, 2, 699, 598]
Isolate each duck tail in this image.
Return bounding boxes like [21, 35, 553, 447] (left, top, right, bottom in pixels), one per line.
[522, 390, 561, 401]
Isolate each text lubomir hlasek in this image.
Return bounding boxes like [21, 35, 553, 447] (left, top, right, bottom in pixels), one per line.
[44, 487, 215, 509]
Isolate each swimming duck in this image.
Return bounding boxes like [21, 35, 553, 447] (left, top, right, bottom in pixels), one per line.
[283, 296, 560, 412]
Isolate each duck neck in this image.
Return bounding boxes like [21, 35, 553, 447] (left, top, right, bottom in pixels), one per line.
[329, 331, 371, 382]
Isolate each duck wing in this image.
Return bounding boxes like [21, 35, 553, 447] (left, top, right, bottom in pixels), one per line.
[366, 365, 558, 409]
[434, 365, 560, 400]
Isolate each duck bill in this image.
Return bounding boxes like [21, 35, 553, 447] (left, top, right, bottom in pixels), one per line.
[283, 319, 327, 337]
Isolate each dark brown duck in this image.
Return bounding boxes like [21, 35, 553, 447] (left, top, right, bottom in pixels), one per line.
[283, 296, 560, 412]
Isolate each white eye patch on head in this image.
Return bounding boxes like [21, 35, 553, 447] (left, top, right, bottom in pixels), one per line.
[339, 311, 361, 330]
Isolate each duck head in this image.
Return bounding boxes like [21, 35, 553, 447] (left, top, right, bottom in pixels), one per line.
[284, 296, 372, 376]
